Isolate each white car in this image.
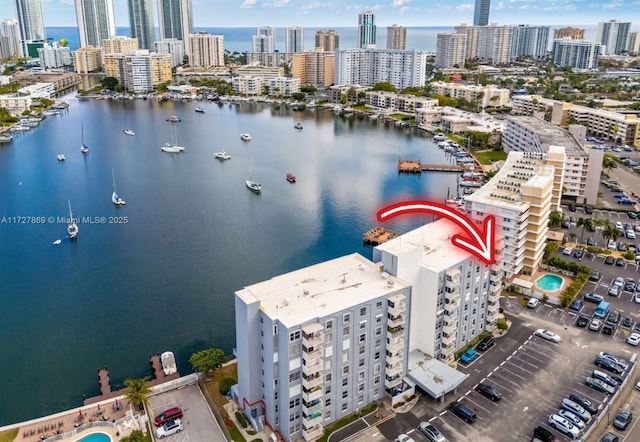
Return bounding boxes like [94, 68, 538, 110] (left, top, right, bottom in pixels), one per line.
[527, 298, 540, 309]
[563, 247, 574, 255]
[608, 239, 617, 250]
[589, 318, 602, 331]
[634, 292, 640, 304]
[627, 333, 640, 346]
[548, 414, 580, 438]
[157, 419, 184, 438]
[535, 329, 561, 343]
[614, 277, 624, 288]
[394, 435, 415, 442]
[558, 409, 586, 430]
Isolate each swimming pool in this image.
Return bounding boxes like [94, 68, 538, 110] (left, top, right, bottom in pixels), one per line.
[74, 432, 112, 442]
[535, 274, 564, 292]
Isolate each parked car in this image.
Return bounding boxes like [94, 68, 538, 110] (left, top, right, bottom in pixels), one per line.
[459, 348, 478, 364]
[476, 337, 495, 351]
[568, 204, 576, 212]
[417, 422, 446, 442]
[605, 256, 615, 265]
[584, 292, 603, 303]
[614, 277, 625, 287]
[622, 317, 634, 328]
[573, 248, 584, 259]
[624, 280, 636, 292]
[527, 298, 540, 308]
[535, 329, 561, 342]
[595, 356, 624, 374]
[563, 247, 574, 256]
[626, 333, 640, 346]
[601, 432, 620, 442]
[561, 398, 592, 422]
[603, 323, 615, 335]
[607, 310, 621, 325]
[616, 258, 625, 266]
[613, 410, 632, 430]
[448, 401, 476, 423]
[562, 219, 570, 229]
[156, 419, 184, 439]
[569, 299, 584, 312]
[585, 206, 594, 214]
[589, 270, 600, 281]
[569, 393, 598, 414]
[548, 414, 580, 439]
[533, 425, 560, 442]
[589, 318, 602, 332]
[608, 285, 620, 297]
[585, 377, 616, 394]
[576, 315, 589, 328]
[599, 352, 628, 369]
[475, 383, 501, 401]
[558, 409, 586, 430]
[592, 369, 619, 387]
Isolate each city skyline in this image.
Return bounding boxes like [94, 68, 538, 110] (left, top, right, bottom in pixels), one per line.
[1, 0, 640, 28]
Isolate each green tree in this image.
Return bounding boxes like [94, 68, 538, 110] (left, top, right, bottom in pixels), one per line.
[300, 85, 317, 94]
[124, 377, 152, 411]
[291, 92, 305, 101]
[496, 318, 509, 332]
[544, 241, 559, 260]
[219, 377, 236, 395]
[189, 348, 226, 376]
[576, 217, 594, 244]
[119, 430, 145, 442]
[602, 154, 617, 176]
[372, 82, 397, 93]
[100, 76, 119, 90]
[548, 210, 563, 228]
[602, 221, 620, 244]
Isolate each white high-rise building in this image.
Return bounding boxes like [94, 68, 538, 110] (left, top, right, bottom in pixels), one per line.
[153, 38, 184, 66]
[157, 0, 193, 44]
[252, 26, 275, 53]
[37, 43, 72, 68]
[75, 0, 116, 48]
[186, 32, 224, 67]
[0, 18, 23, 58]
[358, 11, 376, 48]
[14, 0, 45, 55]
[597, 20, 631, 55]
[335, 49, 427, 91]
[510, 25, 550, 60]
[233, 253, 412, 442]
[551, 39, 601, 71]
[454, 24, 513, 64]
[285, 27, 304, 53]
[435, 32, 467, 69]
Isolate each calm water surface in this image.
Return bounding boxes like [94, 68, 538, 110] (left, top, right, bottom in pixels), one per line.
[0, 99, 458, 425]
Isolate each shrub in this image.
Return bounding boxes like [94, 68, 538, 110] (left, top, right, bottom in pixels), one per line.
[623, 251, 635, 260]
[219, 377, 236, 396]
[235, 411, 248, 428]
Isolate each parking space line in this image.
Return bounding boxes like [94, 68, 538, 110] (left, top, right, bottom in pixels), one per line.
[508, 354, 543, 371]
[498, 365, 528, 382]
[463, 396, 494, 415]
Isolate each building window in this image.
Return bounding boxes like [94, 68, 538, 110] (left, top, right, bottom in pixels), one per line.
[374, 351, 380, 360]
[360, 307, 367, 316]
[374, 376, 380, 385]
[342, 403, 348, 411]
[289, 371, 300, 383]
[375, 326, 382, 337]
[342, 365, 349, 375]
[325, 373, 332, 383]
[342, 378, 348, 387]
[376, 314, 382, 323]
[359, 321, 366, 330]
[342, 390, 348, 399]
[374, 363, 381, 374]
[358, 395, 364, 403]
[326, 385, 332, 394]
[359, 333, 366, 343]
[343, 313, 351, 324]
[325, 398, 331, 406]
[289, 330, 301, 342]
[273, 324, 278, 335]
[358, 371, 365, 381]
[376, 301, 382, 311]
[343, 326, 350, 336]
[326, 319, 333, 330]
[359, 359, 365, 368]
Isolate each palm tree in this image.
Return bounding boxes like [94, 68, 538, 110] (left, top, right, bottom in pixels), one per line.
[124, 377, 152, 411]
[603, 155, 617, 176]
[602, 222, 621, 245]
[544, 241, 559, 259]
[548, 210, 563, 228]
[576, 217, 594, 244]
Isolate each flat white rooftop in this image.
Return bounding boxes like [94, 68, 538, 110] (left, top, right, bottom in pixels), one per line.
[375, 218, 472, 273]
[236, 253, 409, 328]
[406, 349, 468, 399]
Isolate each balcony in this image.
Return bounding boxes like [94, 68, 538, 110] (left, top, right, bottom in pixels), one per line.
[302, 399, 322, 415]
[303, 411, 323, 427]
[385, 374, 402, 389]
[387, 337, 404, 353]
[387, 326, 405, 340]
[388, 295, 406, 316]
[302, 374, 323, 391]
[487, 302, 500, 317]
[386, 361, 403, 376]
[302, 332, 323, 348]
[490, 271, 503, 284]
[302, 360, 323, 376]
[302, 384, 323, 402]
[387, 313, 405, 328]
[443, 320, 456, 335]
[302, 425, 324, 441]
[441, 343, 454, 356]
[442, 332, 456, 346]
[302, 347, 323, 364]
[445, 278, 460, 292]
[386, 351, 403, 366]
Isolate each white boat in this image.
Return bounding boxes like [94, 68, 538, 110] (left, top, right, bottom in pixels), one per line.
[434, 133, 446, 141]
[67, 200, 78, 240]
[80, 122, 89, 153]
[53, 239, 62, 245]
[294, 122, 303, 130]
[123, 129, 135, 136]
[215, 151, 232, 160]
[166, 115, 181, 122]
[195, 106, 206, 113]
[57, 154, 66, 161]
[240, 133, 252, 141]
[111, 168, 126, 205]
[160, 351, 177, 376]
[0, 134, 13, 143]
[161, 126, 185, 153]
[246, 145, 261, 192]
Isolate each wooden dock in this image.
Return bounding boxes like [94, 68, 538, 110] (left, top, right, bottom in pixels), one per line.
[363, 227, 401, 246]
[398, 160, 479, 174]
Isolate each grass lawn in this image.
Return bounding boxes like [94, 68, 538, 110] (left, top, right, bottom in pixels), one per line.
[0, 429, 18, 442]
[202, 363, 247, 442]
[390, 113, 414, 121]
[475, 150, 507, 165]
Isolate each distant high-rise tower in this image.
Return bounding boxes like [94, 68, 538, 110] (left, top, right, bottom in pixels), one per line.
[358, 11, 376, 48]
[252, 26, 275, 53]
[387, 24, 406, 50]
[0, 18, 23, 58]
[473, 0, 490, 26]
[75, 0, 116, 48]
[596, 20, 631, 55]
[14, 0, 46, 54]
[315, 29, 339, 51]
[554, 27, 585, 40]
[157, 0, 193, 43]
[285, 27, 303, 53]
[128, 0, 155, 49]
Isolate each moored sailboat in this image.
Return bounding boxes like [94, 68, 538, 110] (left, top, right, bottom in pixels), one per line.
[111, 169, 126, 205]
[80, 121, 89, 153]
[67, 200, 78, 240]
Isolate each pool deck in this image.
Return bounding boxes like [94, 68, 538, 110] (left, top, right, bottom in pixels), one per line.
[515, 269, 572, 303]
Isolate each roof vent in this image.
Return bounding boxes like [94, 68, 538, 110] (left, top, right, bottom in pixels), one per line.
[387, 279, 395, 288]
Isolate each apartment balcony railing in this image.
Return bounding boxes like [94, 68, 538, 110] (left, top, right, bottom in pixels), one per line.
[302, 384, 323, 402]
[302, 333, 323, 348]
[302, 360, 323, 377]
[388, 300, 406, 316]
[442, 332, 456, 346]
[384, 374, 402, 389]
[387, 338, 404, 353]
[387, 326, 405, 340]
[387, 313, 405, 328]
[302, 399, 322, 416]
[302, 425, 324, 441]
[302, 411, 323, 427]
[302, 347, 323, 364]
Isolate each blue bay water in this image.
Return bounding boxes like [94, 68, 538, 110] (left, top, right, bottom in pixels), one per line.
[0, 99, 460, 425]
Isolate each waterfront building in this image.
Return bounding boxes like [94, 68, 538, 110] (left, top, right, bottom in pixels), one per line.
[502, 116, 603, 206]
[429, 81, 510, 109]
[329, 84, 369, 104]
[386, 25, 406, 50]
[334, 49, 427, 91]
[11, 70, 81, 96]
[473, 0, 490, 26]
[0, 19, 23, 58]
[597, 20, 631, 55]
[37, 43, 72, 68]
[14, 0, 45, 55]
[16, 82, 54, 98]
[75, 0, 116, 48]
[102, 36, 138, 55]
[510, 25, 549, 60]
[358, 11, 376, 49]
[236, 65, 283, 79]
[315, 30, 339, 51]
[232, 75, 262, 96]
[365, 91, 437, 114]
[454, 24, 513, 64]
[128, 0, 155, 50]
[291, 50, 335, 88]
[465, 150, 564, 279]
[253, 26, 275, 53]
[435, 32, 467, 69]
[268, 77, 300, 97]
[245, 52, 292, 68]
[551, 39, 600, 71]
[186, 32, 224, 67]
[285, 27, 304, 53]
[157, 0, 193, 45]
[103, 50, 171, 93]
[153, 38, 184, 67]
[0, 94, 32, 116]
[374, 219, 501, 364]
[72, 46, 103, 73]
[553, 27, 584, 40]
[629, 32, 640, 55]
[233, 253, 412, 442]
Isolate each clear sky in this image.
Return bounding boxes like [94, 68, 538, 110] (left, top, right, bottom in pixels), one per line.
[1, 0, 639, 28]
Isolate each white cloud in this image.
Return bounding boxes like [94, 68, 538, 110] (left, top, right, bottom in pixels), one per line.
[241, 0, 259, 8]
[456, 3, 474, 12]
[263, 0, 291, 6]
[393, 0, 412, 6]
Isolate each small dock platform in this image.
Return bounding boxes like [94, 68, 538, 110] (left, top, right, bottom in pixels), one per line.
[363, 227, 401, 246]
[398, 160, 478, 174]
[398, 160, 422, 174]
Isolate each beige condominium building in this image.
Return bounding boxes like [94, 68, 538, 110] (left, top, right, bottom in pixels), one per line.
[104, 50, 171, 93]
[465, 150, 564, 278]
[291, 50, 335, 88]
[102, 36, 139, 54]
[502, 116, 603, 206]
[73, 46, 103, 73]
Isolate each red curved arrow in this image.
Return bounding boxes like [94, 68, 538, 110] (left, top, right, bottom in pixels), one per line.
[377, 201, 496, 265]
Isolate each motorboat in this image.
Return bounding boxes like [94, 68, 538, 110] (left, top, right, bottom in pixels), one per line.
[434, 133, 446, 141]
[123, 129, 135, 136]
[294, 122, 303, 130]
[195, 107, 206, 113]
[57, 154, 66, 161]
[53, 239, 62, 245]
[67, 200, 78, 240]
[246, 180, 262, 192]
[0, 134, 12, 143]
[215, 151, 232, 160]
[80, 121, 89, 153]
[160, 351, 177, 376]
[111, 169, 126, 205]
[286, 173, 296, 183]
[240, 133, 252, 141]
[166, 115, 181, 122]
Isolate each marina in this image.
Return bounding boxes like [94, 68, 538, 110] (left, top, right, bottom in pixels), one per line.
[397, 160, 480, 174]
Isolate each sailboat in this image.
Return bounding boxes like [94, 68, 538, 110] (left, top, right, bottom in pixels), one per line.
[245, 146, 262, 192]
[67, 200, 78, 240]
[111, 168, 126, 205]
[161, 125, 185, 153]
[80, 122, 89, 153]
